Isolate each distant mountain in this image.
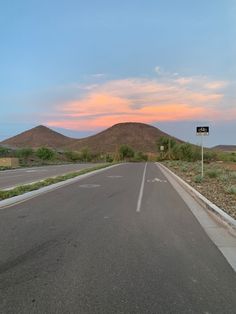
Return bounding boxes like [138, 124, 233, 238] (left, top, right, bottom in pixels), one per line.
[69, 122, 182, 153]
[212, 145, 236, 152]
[1, 122, 182, 153]
[1, 125, 74, 149]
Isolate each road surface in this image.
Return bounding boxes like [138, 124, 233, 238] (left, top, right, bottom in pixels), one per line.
[0, 162, 236, 313]
[0, 163, 101, 189]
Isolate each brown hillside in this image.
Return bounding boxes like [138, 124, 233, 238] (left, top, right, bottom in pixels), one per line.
[1, 122, 183, 153]
[68, 122, 182, 153]
[1, 125, 74, 149]
[212, 145, 236, 152]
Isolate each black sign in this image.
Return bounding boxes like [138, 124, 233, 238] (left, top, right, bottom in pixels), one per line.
[196, 126, 209, 135]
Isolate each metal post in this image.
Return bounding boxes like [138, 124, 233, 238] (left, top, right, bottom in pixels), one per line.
[168, 138, 171, 160]
[201, 134, 204, 178]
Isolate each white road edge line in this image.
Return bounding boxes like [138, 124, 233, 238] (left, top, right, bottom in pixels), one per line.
[136, 162, 147, 213]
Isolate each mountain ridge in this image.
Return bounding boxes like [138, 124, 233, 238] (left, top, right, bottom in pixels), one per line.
[212, 145, 236, 152]
[1, 122, 183, 153]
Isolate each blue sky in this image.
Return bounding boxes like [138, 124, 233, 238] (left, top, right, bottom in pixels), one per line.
[0, 0, 235, 146]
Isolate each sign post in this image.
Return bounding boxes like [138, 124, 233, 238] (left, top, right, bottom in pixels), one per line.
[160, 145, 164, 160]
[196, 126, 209, 178]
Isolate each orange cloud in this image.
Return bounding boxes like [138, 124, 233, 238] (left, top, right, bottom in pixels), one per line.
[46, 76, 229, 131]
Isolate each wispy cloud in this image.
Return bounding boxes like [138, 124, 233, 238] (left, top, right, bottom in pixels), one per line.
[90, 73, 106, 78]
[46, 74, 232, 131]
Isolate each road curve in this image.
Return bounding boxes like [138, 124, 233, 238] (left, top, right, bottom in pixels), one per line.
[0, 162, 236, 313]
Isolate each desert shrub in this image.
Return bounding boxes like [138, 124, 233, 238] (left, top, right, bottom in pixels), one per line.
[217, 152, 236, 162]
[171, 145, 181, 160]
[219, 174, 229, 182]
[65, 151, 81, 162]
[0, 147, 10, 157]
[16, 148, 34, 159]
[178, 143, 194, 161]
[36, 147, 55, 160]
[180, 165, 188, 172]
[119, 145, 134, 160]
[203, 151, 217, 162]
[79, 148, 92, 162]
[206, 169, 221, 178]
[229, 171, 236, 180]
[225, 185, 236, 195]
[194, 174, 203, 183]
[133, 151, 148, 162]
[191, 146, 201, 161]
[105, 154, 114, 163]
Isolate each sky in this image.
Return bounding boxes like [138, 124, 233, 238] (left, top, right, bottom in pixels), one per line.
[0, 0, 236, 147]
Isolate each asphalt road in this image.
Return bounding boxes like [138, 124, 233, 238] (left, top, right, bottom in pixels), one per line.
[0, 162, 236, 314]
[0, 163, 101, 189]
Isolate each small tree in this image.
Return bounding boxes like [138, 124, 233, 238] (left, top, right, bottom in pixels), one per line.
[36, 147, 54, 160]
[0, 147, 10, 157]
[178, 143, 193, 161]
[119, 145, 134, 160]
[16, 148, 33, 159]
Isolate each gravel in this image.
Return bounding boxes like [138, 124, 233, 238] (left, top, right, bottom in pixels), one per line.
[163, 161, 236, 220]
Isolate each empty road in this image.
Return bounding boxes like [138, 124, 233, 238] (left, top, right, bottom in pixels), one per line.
[0, 163, 102, 189]
[0, 163, 236, 313]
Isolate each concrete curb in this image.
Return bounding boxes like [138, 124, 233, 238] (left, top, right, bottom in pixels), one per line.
[0, 164, 121, 209]
[157, 162, 236, 230]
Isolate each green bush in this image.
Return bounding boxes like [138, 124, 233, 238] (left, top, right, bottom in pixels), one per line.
[206, 169, 221, 178]
[105, 154, 114, 163]
[132, 151, 148, 162]
[229, 171, 236, 180]
[204, 151, 217, 162]
[79, 148, 92, 162]
[219, 174, 229, 182]
[178, 143, 194, 161]
[36, 147, 55, 160]
[194, 174, 203, 183]
[0, 146, 10, 157]
[191, 147, 201, 161]
[16, 148, 34, 159]
[65, 151, 81, 162]
[225, 185, 236, 195]
[157, 137, 177, 152]
[180, 165, 188, 172]
[119, 145, 134, 160]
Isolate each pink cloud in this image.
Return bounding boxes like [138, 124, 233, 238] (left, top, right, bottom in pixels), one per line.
[46, 76, 231, 131]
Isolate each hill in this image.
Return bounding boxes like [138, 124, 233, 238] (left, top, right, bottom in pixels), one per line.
[1, 125, 74, 149]
[69, 122, 181, 153]
[1, 122, 182, 153]
[212, 145, 236, 152]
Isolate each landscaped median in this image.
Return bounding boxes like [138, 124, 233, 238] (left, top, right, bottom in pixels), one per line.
[0, 163, 116, 201]
[162, 160, 236, 220]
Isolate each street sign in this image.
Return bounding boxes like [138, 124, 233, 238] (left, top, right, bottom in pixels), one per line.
[196, 126, 209, 135]
[196, 126, 209, 178]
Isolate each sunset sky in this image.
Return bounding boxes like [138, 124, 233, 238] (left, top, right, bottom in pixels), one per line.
[1, 0, 235, 146]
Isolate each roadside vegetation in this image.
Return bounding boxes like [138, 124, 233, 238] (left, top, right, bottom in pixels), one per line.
[0, 163, 113, 201]
[0, 144, 149, 169]
[157, 136, 236, 219]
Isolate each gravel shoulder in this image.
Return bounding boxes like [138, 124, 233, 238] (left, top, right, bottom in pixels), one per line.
[163, 160, 236, 220]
